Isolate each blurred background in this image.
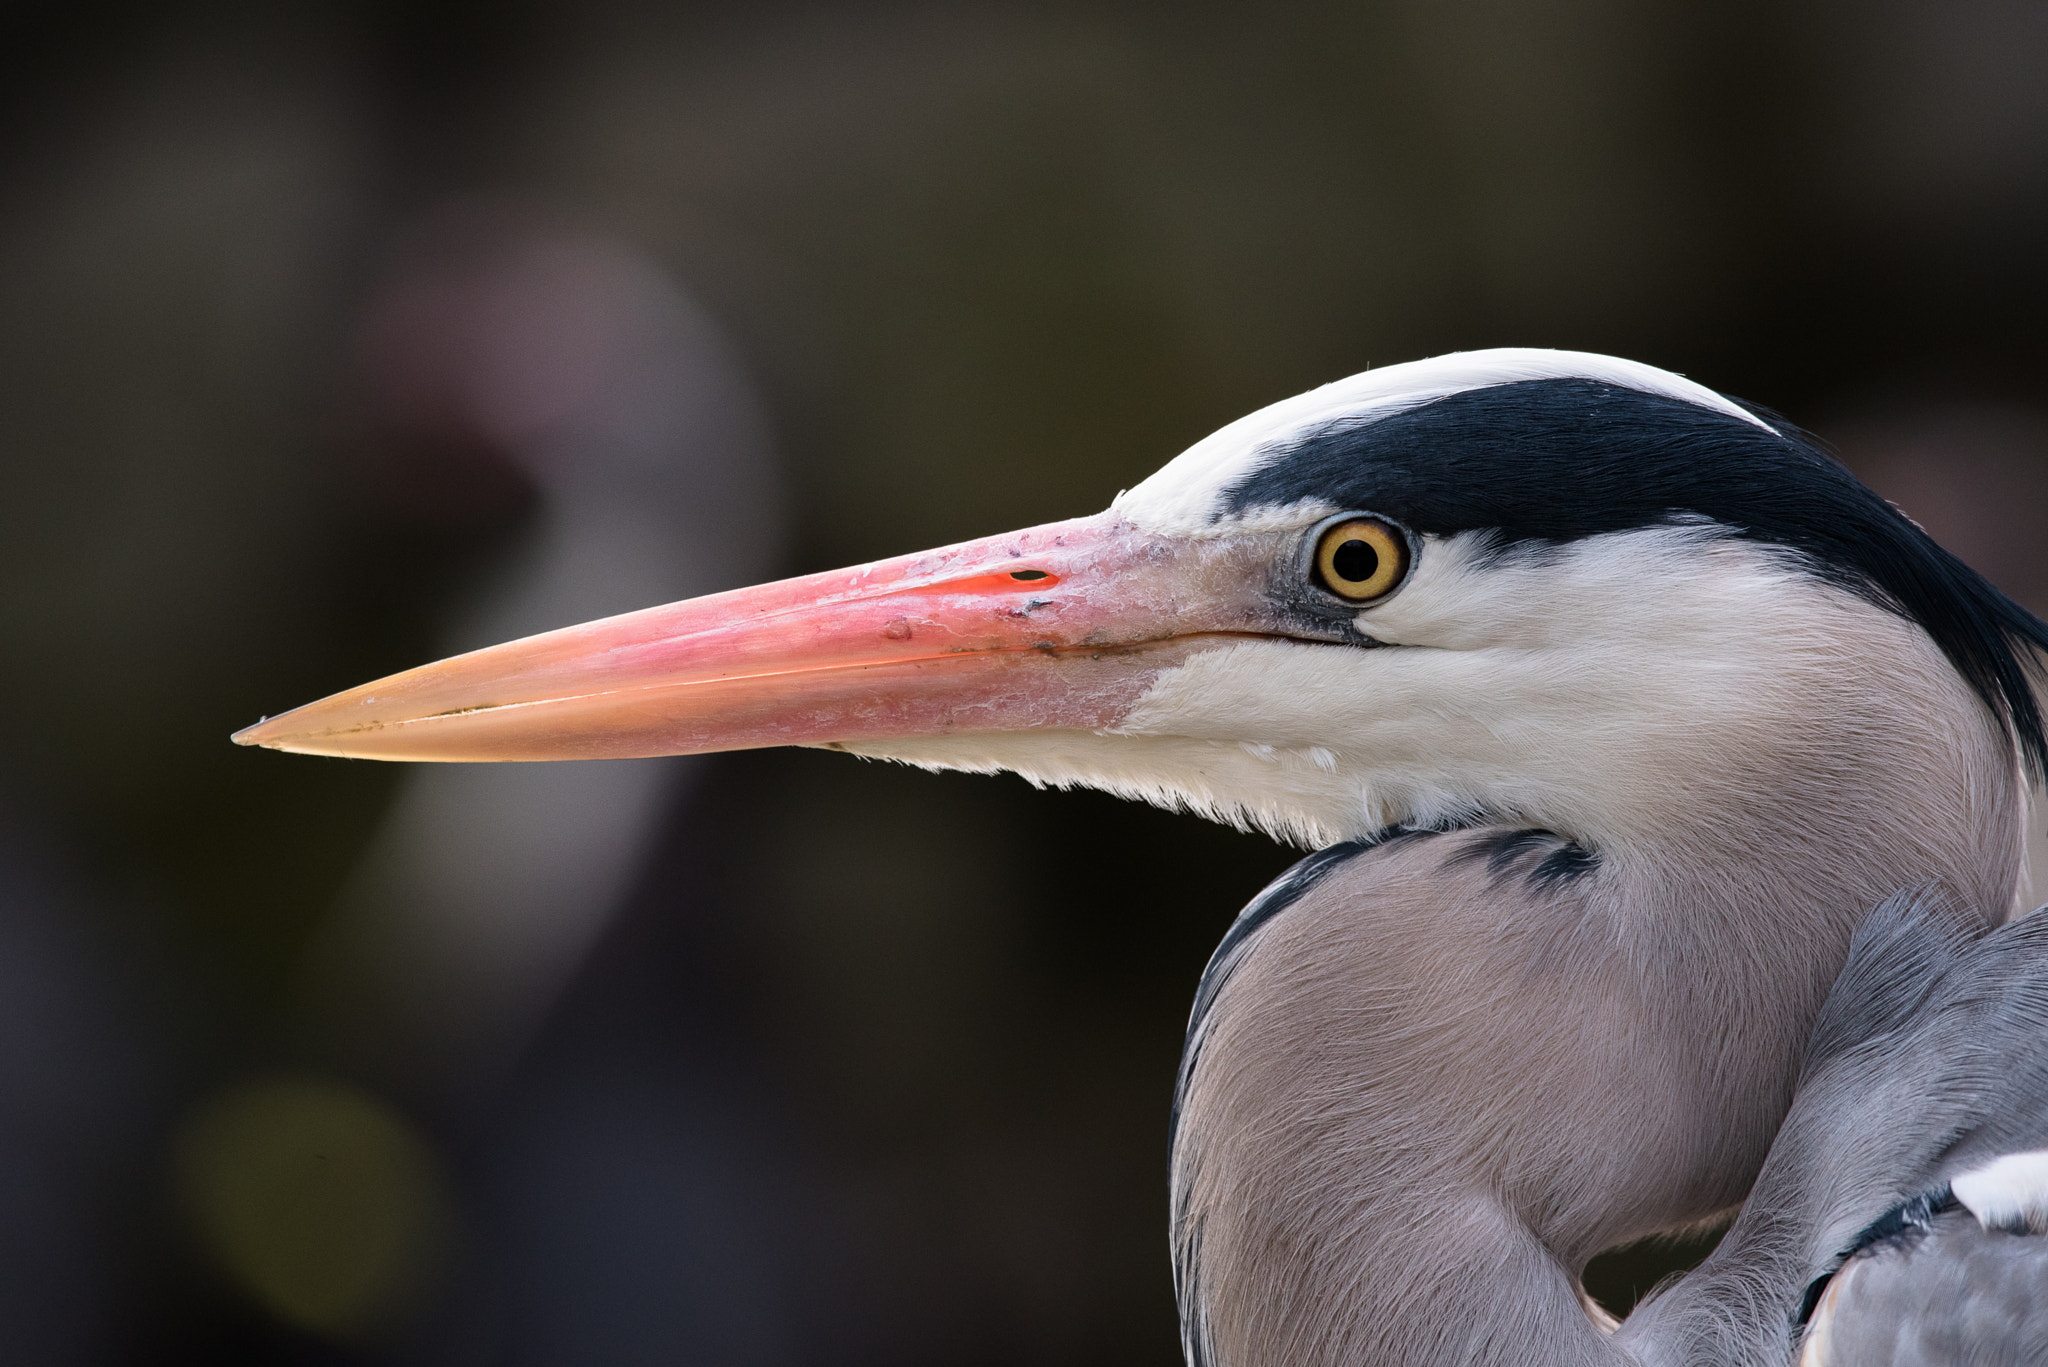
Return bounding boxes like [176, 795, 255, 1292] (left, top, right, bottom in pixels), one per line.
[0, 0, 2043, 1362]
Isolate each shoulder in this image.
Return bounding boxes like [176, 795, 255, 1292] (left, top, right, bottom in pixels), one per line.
[1190, 826, 1609, 1019]
[1177, 824, 1610, 1077]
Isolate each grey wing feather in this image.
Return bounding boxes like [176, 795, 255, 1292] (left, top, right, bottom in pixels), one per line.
[1806, 1210, 2048, 1366]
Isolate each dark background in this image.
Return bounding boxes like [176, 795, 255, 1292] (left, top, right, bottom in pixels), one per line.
[0, 1, 2044, 1363]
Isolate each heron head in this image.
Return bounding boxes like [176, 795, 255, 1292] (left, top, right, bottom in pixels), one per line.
[236, 349, 2048, 851]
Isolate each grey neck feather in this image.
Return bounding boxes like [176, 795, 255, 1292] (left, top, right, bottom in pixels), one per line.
[1170, 601, 2029, 1367]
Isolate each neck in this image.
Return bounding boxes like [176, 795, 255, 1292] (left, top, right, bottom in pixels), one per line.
[1171, 676, 2025, 1365]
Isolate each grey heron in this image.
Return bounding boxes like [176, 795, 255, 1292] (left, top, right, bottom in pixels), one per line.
[236, 349, 2048, 1365]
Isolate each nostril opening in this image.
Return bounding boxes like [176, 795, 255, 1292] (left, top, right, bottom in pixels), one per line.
[1010, 570, 1050, 581]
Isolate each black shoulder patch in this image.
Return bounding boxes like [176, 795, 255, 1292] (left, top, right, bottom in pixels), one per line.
[1533, 842, 1600, 888]
[1444, 827, 1601, 891]
[1221, 377, 2048, 779]
[1456, 827, 1553, 875]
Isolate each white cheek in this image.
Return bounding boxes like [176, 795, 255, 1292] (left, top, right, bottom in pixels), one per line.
[1120, 642, 1361, 746]
[1358, 525, 1795, 654]
[1119, 526, 1959, 843]
[851, 523, 1987, 852]
[1349, 533, 1505, 649]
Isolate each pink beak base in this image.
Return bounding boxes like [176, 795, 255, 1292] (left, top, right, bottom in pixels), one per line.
[231, 513, 1283, 762]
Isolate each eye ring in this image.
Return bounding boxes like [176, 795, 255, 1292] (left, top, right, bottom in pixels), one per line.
[1311, 516, 1411, 603]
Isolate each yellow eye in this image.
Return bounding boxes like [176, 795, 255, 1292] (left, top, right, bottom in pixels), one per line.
[1313, 517, 1409, 602]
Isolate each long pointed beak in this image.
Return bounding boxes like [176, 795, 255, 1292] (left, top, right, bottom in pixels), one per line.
[233, 513, 1286, 762]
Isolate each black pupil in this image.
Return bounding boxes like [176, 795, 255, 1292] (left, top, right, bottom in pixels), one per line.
[1331, 538, 1380, 584]
[1010, 569, 1049, 581]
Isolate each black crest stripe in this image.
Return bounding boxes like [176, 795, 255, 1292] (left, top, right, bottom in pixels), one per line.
[1222, 378, 2048, 778]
